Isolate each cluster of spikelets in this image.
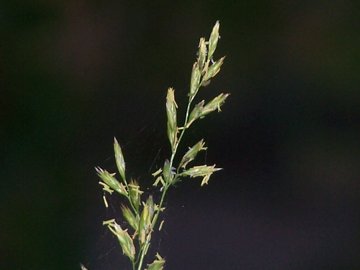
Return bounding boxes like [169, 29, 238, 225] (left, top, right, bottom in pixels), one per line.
[93, 21, 229, 270]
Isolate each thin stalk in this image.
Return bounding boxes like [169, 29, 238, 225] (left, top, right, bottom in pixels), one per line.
[136, 184, 169, 270]
[137, 250, 145, 270]
[132, 261, 136, 270]
[135, 86, 200, 270]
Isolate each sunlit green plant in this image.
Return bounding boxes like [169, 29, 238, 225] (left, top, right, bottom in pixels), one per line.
[94, 21, 229, 270]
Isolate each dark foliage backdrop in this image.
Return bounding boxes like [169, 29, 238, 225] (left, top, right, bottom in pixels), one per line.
[1, 1, 359, 269]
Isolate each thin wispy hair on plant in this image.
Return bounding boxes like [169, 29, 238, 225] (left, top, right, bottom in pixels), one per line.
[88, 21, 229, 270]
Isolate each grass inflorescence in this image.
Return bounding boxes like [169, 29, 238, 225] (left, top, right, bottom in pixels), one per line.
[93, 21, 229, 270]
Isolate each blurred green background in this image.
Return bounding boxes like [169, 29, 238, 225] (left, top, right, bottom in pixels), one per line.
[1, 1, 359, 269]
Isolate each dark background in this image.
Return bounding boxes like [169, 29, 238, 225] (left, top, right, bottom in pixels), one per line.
[1, 1, 359, 269]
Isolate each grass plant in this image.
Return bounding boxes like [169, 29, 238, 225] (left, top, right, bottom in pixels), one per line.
[93, 21, 229, 270]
